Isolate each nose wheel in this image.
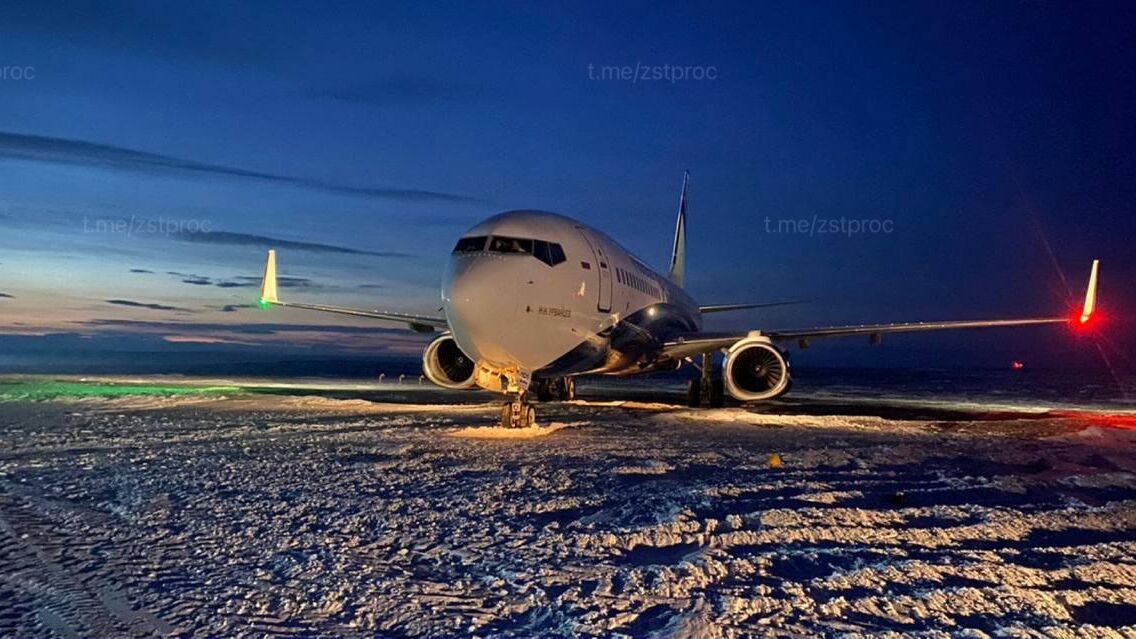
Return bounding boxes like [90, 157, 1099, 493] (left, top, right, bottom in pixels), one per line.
[500, 392, 536, 428]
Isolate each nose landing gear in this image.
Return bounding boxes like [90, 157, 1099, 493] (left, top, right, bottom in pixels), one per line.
[500, 392, 536, 428]
[501, 376, 578, 428]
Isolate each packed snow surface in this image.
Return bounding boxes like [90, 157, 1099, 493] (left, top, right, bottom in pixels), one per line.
[0, 376, 1134, 637]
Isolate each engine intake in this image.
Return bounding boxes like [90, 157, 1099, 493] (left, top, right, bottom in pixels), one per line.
[724, 337, 791, 401]
[422, 335, 477, 389]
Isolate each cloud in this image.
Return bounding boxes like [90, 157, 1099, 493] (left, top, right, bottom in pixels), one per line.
[171, 229, 412, 258]
[129, 268, 154, 274]
[165, 272, 311, 289]
[105, 299, 192, 312]
[230, 276, 311, 288]
[0, 131, 479, 203]
[0, 293, 13, 299]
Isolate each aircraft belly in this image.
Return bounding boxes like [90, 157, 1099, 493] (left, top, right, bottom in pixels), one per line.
[536, 302, 700, 377]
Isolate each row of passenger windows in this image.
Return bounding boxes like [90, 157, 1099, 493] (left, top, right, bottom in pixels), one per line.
[452, 235, 568, 267]
[616, 266, 659, 298]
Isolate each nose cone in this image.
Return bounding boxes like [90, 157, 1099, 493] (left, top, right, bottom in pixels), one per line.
[442, 255, 519, 366]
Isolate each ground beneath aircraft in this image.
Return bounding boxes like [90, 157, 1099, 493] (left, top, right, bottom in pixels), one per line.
[1, 376, 1135, 638]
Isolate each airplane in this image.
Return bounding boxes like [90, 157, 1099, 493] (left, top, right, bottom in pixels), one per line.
[257, 172, 1102, 428]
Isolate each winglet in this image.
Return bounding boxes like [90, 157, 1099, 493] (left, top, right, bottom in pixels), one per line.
[259, 249, 278, 308]
[668, 170, 689, 289]
[1079, 259, 1099, 324]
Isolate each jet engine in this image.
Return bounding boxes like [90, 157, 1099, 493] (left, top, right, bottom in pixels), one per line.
[422, 334, 477, 389]
[723, 336, 791, 401]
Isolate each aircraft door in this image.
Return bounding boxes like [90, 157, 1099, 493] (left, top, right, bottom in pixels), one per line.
[575, 228, 613, 312]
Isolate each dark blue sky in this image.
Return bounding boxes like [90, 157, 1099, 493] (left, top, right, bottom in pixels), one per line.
[0, 1, 1132, 369]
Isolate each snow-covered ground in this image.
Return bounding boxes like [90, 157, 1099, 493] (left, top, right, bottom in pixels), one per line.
[0, 377, 1135, 637]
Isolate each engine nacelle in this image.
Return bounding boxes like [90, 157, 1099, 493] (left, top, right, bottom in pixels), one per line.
[422, 335, 477, 389]
[724, 336, 791, 401]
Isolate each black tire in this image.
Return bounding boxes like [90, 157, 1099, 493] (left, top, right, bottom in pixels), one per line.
[686, 379, 702, 407]
[560, 377, 577, 401]
[534, 380, 554, 402]
[500, 403, 512, 427]
[709, 379, 725, 408]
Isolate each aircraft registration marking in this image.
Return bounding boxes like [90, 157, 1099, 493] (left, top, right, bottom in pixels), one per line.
[537, 306, 572, 318]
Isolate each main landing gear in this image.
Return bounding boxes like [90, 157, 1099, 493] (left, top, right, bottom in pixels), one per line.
[533, 377, 576, 402]
[687, 352, 725, 408]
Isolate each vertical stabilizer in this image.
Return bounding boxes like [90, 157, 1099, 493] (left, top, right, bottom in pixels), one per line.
[668, 171, 689, 288]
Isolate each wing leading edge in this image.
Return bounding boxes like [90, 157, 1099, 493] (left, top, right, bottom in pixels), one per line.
[257, 250, 448, 333]
[664, 260, 1100, 358]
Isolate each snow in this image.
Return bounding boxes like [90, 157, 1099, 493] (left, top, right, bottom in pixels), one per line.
[449, 421, 586, 439]
[0, 377, 1134, 637]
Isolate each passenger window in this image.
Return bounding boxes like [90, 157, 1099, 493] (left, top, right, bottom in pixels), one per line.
[453, 236, 487, 252]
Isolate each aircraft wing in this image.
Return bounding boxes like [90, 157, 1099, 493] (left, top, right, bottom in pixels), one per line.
[256, 250, 448, 333]
[699, 300, 806, 314]
[663, 260, 1099, 359]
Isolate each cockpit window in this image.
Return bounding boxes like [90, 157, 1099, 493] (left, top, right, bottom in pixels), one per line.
[481, 235, 567, 267]
[533, 240, 567, 267]
[452, 236, 487, 252]
[549, 243, 566, 265]
[488, 236, 533, 254]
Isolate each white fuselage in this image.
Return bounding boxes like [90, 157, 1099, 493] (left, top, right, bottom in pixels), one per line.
[442, 211, 701, 389]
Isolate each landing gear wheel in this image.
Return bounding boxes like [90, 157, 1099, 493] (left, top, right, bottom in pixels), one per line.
[686, 379, 702, 407]
[534, 379, 554, 402]
[559, 377, 576, 401]
[501, 392, 535, 428]
[709, 379, 725, 408]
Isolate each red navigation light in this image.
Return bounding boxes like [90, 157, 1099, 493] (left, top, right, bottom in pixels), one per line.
[1011, 360, 1024, 370]
[1070, 307, 1103, 333]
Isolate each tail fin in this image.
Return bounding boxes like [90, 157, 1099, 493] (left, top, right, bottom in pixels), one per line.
[668, 170, 689, 288]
